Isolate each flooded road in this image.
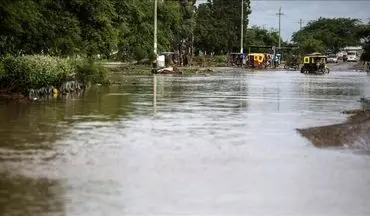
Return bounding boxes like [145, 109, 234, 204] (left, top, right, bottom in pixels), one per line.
[1, 70, 370, 216]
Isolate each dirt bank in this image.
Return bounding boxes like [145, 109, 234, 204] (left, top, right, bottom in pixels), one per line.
[297, 108, 370, 149]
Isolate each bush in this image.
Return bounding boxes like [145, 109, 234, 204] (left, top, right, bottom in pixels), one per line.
[212, 55, 227, 63]
[1, 55, 110, 94]
[2, 55, 75, 92]
[192, 55, 207, 66]
[75, 60, 110, 86]
[191, 55, 228, 67]
[133, 47, 146, 62]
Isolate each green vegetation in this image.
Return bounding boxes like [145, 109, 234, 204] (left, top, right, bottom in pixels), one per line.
[358, 22, 370, 61]
[195, 0, 251, 54]
[2, 55, 74, 93]
[245, 26, 281, 50]
[0, 59, 4, 78]
[291, 18, 365, 54]
[1, 0, 285, 61]
[0, 0, 289, 66]
[0, 55, 109, 94]
[0, 0, 199, 61]
[75, 60, 110, 86]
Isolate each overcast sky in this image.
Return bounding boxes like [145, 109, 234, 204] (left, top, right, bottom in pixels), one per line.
[197, 0, 370, 41]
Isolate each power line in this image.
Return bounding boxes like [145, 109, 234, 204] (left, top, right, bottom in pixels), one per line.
[276, 7, 284, 49]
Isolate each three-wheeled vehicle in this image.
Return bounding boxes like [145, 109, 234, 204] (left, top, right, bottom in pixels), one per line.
[300, 54, 330, 74]
[247, 53, 267, 68]
[227, 52, 244, 67]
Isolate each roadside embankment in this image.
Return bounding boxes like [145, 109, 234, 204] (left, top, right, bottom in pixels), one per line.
[0, 55, 109, 102]
[297, 99, 370, 150]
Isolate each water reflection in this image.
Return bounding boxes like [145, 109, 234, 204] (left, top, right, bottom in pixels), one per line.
[153, 75, 157, 114]
[152, 73, 249, 114]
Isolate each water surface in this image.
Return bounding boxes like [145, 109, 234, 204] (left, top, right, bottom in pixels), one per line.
[1, 70, 370, 216]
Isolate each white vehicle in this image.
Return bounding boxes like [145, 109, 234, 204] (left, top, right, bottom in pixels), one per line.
[327, 54, 338, 63]
[347, 51, 358, 62]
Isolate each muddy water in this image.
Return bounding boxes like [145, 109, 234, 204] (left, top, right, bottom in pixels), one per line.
[1, 71, 370, 216]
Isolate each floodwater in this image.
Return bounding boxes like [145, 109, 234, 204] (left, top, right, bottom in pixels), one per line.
[1, 70, 370, 216]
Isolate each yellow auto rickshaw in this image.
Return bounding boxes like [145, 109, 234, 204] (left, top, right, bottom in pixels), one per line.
[247, 53, 266, 68]
[300, 53, 330, 74]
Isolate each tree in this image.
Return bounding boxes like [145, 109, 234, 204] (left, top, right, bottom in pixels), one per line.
[38, 0, 82, 56]
[194, 0, 252, 54]
[299, 38, 325, 54]
[194, 3, 215, 54]
[358, 22, 370, 61]
[292, 17, 363, 54]
[68, 0, 118, 58]
[244, 26, 280, 49]
[112, 0, 187, 61]
[0, 0, 43, 55]
[0, 0, 118, 58]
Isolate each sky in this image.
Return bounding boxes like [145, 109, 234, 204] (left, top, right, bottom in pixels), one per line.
[197, 0, 370, 41]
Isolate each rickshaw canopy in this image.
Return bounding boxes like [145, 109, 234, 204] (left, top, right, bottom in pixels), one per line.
[303, 54, 327, 64]
[248, 53, 265, 63]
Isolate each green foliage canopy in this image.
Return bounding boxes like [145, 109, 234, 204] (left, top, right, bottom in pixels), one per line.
[194, 0, 252, 54]
[292, 17, 364, 54]
[358, 22, 370, 61]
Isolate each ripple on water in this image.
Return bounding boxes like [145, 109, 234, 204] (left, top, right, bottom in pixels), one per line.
[0, 71, 370, 216]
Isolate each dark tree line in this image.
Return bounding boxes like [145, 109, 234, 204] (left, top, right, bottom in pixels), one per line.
[0, 0, 287, 60]
[0, 0, 199, 60]
[291, 17, 370, 58]
[6, 1, 369, 62]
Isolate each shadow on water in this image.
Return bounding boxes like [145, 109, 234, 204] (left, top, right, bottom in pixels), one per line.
[0, 87, 135, 151]
[0, 171, 65, 216]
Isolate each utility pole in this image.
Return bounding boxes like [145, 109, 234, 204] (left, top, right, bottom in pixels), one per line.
[154, 0, 158, 57]
[298, 19, 303, 30]
[240, 0, 244, 54]
[276, 7, 284, 49]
